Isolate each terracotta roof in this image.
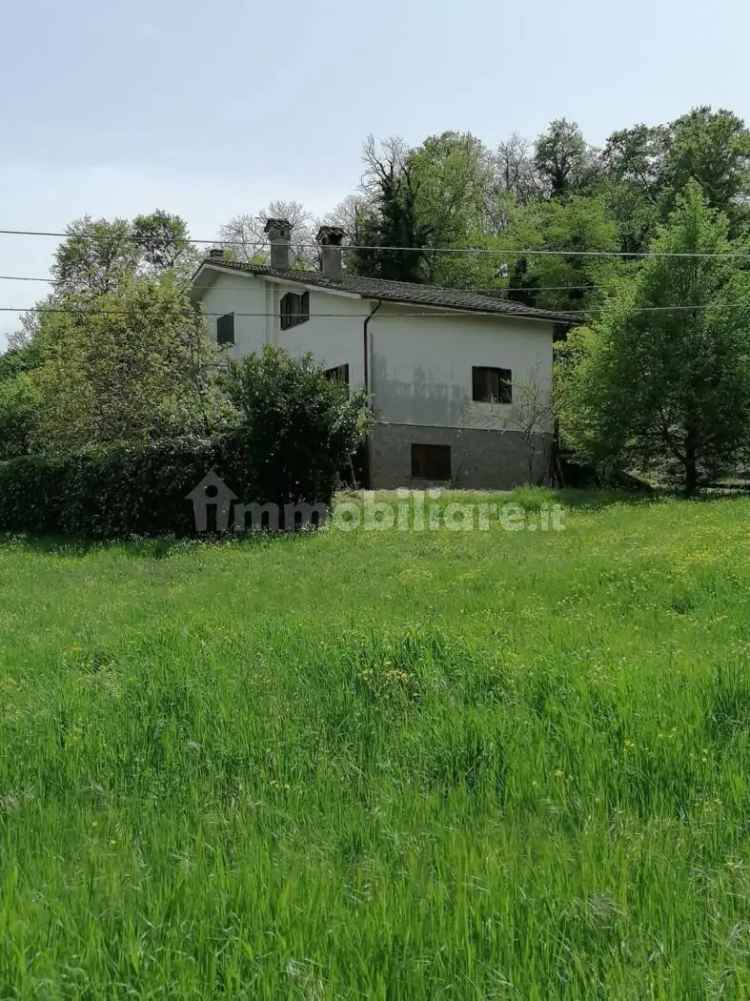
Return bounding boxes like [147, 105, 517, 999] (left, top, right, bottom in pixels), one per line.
[195, 259, 578, 324]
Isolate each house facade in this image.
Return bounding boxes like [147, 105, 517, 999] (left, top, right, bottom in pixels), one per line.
[190, 220, 573, 490]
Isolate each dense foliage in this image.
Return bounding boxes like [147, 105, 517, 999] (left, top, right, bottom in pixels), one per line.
[221, 346, 372, 510]
[0, 438, 236, 537]
[0, 347, 370, 537]
[30, 277, 230, 454]
[53, 210, 200, 294]
[557, 184, 750, 492]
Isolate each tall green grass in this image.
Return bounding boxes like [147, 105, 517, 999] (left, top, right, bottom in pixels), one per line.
[1, 492, 750, 998]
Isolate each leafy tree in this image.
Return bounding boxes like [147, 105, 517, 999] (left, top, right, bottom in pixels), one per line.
[601, 123, 668, 252]
[557, 183, 750, 493]
[601, 108, 750, 250]
[0, 340, 44, 383]
[491, 195, 624, 312]
[132, 210, 200, 279]
[53, 211, 199, 296]
[31, 277, 230, 455]
[408, 131, 493, 283]
[0, 372, 40, 459]
[602, 123, 668, 196]
[221, 346, 372, 511]
[54, 217, 137, 295]
[348, 136, 432, 282]
[534, 119, 599, 198]
[661, 107, 750, 231]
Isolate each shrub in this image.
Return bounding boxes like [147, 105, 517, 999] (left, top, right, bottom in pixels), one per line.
[0, 347, 371, 538]
[0, 436, 257, 538]
[221, 346, 372, 510]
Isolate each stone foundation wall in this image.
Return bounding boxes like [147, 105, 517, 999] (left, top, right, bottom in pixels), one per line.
[368, 423, 552, 490]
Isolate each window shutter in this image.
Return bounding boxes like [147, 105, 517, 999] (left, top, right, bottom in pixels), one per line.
[280, 291, 310, 330]
[217, 313, 235, 345]
[472, 367, 483, 401]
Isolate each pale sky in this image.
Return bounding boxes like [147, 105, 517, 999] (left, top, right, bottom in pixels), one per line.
[1, 0, 748, 345]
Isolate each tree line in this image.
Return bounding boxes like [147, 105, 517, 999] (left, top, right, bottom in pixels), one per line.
[3, 105, 750, 493]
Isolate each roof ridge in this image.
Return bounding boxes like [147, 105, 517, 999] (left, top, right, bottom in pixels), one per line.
[195, 257, 577, 324]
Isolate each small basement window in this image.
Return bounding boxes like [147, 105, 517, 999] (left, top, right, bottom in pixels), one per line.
[411, 443, 452, 481]
[280, 291, 310, 330]
[325, 363, 350, 386]
[472, 366, 512, 404]
[217, 312, 235, 346]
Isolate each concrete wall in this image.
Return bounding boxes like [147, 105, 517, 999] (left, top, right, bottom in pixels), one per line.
[369, 422, 552, 490]
[368, 302, 554, 433]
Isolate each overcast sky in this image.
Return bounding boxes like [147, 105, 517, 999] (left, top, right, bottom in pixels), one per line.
[1, 0, 748, 345]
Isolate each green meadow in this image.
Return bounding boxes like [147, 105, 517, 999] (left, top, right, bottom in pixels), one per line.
[2, 489, 750, 999]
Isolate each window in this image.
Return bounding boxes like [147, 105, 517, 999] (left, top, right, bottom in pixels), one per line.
[217, 312, 235, 346]
[411, 443, 452, 481]
[472, 366, 512, 404]
[325, 364, 350, 387]
[280, 291, 310, 330]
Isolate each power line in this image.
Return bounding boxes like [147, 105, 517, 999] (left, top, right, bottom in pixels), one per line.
[0, 303, 744, 319]
[0, 273, 637, 295]
[0, 275, 53, 283]
[336, 245, 750, 260]
[0, 227, 246, 247]
[1, 227, 749, 260]
[0, 305, 575, 317]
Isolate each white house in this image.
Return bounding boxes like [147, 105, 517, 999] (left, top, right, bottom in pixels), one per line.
[190, 220, 573, 489]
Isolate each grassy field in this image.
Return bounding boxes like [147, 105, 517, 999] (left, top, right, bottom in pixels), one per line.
[2, 489, 750, 999]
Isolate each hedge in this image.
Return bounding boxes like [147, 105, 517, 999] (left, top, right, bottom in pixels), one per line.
[0, 434, 305, 538]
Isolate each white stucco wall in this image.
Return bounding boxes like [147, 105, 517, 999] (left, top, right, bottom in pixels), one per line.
[196, 269, 554, 434]
[368, 302, 554, 432]
[276, 286, 367, 386]
[198, 271, 367, 384]
[199, 270, 268, 359]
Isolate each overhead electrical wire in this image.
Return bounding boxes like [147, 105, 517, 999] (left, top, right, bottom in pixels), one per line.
[0, 303, 743, 319]
[0, 274, 641, 295]
[1, 227, 749, 260]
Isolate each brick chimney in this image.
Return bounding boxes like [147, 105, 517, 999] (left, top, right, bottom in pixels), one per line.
[316, 226, 346, 281]
[264, 218, 292, 270]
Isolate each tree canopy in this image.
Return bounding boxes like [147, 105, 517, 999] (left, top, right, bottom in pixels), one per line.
[556, 183, 750, 493]
[31, 277, 229, 454]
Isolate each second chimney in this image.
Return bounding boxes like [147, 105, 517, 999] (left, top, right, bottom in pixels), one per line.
[317, 226, 346, 281]
[264, 217, 292, 270]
